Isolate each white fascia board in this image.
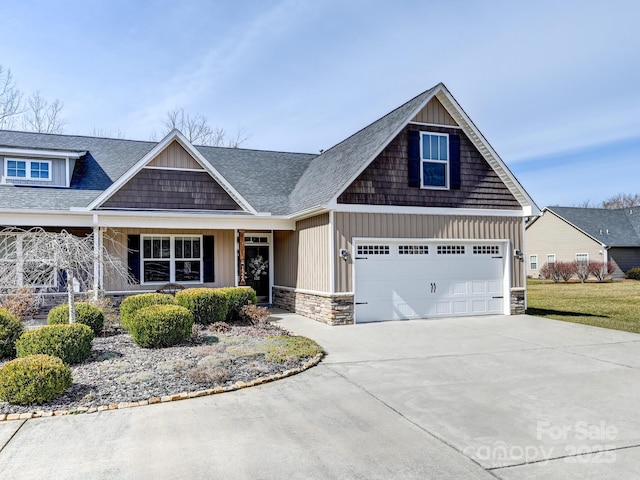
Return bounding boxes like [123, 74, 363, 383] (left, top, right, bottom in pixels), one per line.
[434, 87, 541, 216]
[0, 148, 85, 159]
[0, 209, 295, 230]
[0, 210, 95, 227]
[96, 213, 294, 230]
[85, 130, 257, 214]
[328, 201, 529, 218]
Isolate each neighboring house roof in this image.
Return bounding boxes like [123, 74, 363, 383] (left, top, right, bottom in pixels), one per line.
[535, 206, 640, 247]
[0, 83, 538, 218]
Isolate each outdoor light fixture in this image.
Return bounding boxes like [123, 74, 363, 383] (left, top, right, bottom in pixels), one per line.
[514, 249, 524, 259]
[340, 249, 349, 261]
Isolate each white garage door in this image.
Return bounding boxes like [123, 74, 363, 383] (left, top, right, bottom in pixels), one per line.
[354, 240, 506, 323]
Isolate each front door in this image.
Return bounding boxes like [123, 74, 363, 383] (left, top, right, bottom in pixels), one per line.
[244, 245, 270, 303]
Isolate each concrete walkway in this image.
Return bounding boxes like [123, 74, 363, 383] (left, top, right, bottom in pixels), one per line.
[2, 312, 640, 479]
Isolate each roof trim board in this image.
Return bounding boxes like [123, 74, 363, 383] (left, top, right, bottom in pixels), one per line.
[85, 130, 257, 214]
[0, 147, 86, 159]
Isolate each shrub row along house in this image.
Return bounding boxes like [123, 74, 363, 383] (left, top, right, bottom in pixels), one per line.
[526, 206, 640, 280]
[0, 83, 539, 324]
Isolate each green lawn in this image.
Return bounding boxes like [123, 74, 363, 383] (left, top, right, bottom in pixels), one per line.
[526, 279, 640, 333]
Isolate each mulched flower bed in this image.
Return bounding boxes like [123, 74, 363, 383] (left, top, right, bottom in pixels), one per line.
[0, 322, 322, 416]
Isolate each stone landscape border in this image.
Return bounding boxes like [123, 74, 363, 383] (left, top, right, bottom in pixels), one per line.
[0, 352, 324, 422]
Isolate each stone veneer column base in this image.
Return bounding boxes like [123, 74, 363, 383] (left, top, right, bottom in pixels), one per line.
[510, 288, 526, 314]
[272, 287, 354, 325]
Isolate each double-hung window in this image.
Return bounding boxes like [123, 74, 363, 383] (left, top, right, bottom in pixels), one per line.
[576, 253, 589, 265]
[529, 255, 538, 270]
[5, 159, 51, 181]
[142, 235, 202, 283]
[420, 132, 449, 189]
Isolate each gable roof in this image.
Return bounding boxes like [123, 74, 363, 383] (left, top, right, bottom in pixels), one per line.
[537, 206, 640, 247]
[0, 83, 537, 218]
[86, 130, 256, 213]
[289, 82, 539, 216]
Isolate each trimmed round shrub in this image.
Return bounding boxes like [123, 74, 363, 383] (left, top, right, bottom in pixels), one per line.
[128, 304, 193, 348]
[0, 354, 72, 405]
[625, 267, 640, 280]
[0, 308, 24, 359]
[119, 293, 175, 331]
[219, 287, 257, 322]
[175, 288, 229, 325]
[47, 302, 105, 336]
[16, 324, 94, 365]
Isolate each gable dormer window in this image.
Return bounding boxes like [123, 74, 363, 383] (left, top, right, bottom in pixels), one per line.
[5, 159, 51, 181]
[420, 132, 449, 189]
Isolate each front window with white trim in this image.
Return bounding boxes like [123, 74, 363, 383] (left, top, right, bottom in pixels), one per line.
[530, 254, 538, 270]
[547, 254, 556, 265]
[142, 235, 202, 284]
[5, 159, 51, 180]
[420, 132, 449, 189]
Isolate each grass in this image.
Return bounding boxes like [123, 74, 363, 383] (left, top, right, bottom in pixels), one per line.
[526, 279, 640, 333]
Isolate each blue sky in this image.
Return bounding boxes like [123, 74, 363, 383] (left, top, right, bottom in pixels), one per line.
[1, 0, 639, 208]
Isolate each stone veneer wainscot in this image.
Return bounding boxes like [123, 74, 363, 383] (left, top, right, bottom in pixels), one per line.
[272, 287, 354, 325]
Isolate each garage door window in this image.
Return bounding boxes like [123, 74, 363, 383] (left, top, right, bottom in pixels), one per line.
[357, 245, 389, 255]
[473, 245, 500, 255]
[399, 245, 428, 255]
[437, 245, 465, 255]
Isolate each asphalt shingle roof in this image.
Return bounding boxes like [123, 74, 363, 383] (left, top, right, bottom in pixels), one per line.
[0, 84, 454, 216]
[547, 206, 640, 247]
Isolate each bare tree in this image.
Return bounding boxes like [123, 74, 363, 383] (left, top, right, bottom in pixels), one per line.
[89, 127, 127, 139]
[0, 66, 23, 129]
[163, 107, 247, 147]
[0, 228, 131, 323]
[601, 193, 640, 210]
[22, 91, 66, 134]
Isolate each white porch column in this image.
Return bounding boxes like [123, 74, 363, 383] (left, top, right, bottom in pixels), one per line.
[93, 224, 100, 299]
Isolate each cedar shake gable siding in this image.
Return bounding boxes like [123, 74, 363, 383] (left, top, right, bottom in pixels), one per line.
[338, 125, 521, 210]
[100, 169, 243, 210]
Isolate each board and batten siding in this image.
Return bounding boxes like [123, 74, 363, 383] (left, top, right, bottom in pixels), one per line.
[411, 96, 457, 126]
[148, 141, 203, 170]
[334, 212, 524, 292]
[103, 227, 235, 291]
[274, 213, 330, 292]
[526, 212, 603, 277]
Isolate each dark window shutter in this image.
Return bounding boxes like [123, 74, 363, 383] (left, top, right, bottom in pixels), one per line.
[449, 134, 461, 190]
[408, 130, 420, 187]
[58, 270, 67, 293]
[203, 235, 215, 283]
[127, 235, 140, 284]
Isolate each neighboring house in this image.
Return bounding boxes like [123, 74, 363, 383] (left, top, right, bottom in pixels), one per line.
[0, 83, 539, 324]
[526, 206, 640, 279]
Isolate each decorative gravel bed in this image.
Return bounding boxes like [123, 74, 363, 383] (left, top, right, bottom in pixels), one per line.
[0, 322, 323, 416]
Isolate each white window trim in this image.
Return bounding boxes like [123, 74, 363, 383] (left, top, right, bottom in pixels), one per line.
[419, 131, 449, 190]
[529, 254, 538, 270]
[547, 254, 556, 264]
[140, 234, 203, 285]
[4, 158, 53, 182]
[575, 253, 589, 263]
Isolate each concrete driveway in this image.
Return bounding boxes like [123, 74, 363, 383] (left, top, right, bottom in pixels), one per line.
[1, 312, 640, 479]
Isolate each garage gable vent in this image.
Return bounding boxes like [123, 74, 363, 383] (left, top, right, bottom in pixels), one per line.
[357, 245, 390, 255]
[399, 245, 428, 255]
[437, 245, 465, 255]
[473, 245, 500, 255]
